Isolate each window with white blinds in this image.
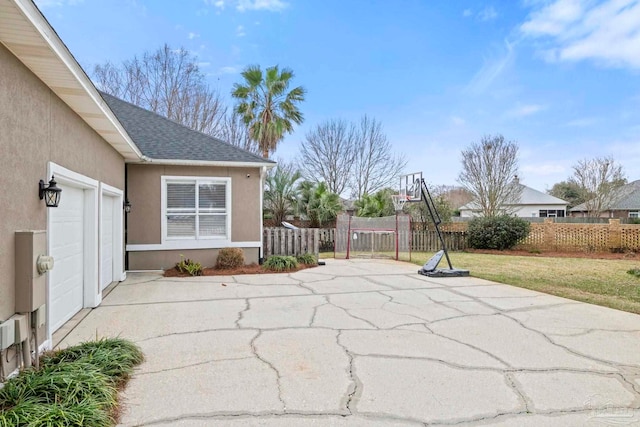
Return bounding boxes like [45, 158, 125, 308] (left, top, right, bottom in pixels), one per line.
[164, 178, 229, 240]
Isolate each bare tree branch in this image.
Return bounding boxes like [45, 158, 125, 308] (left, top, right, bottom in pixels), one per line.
[298, 119, 357, 195]
[569, 156, 626, 217]
[458, 134, 522, 217]
[93, 44, 226, 137]
[350, 115, 407, 199]
[219, 110, 260, 155]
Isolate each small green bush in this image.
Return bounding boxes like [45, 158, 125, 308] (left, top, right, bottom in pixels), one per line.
[296, 253, 317, 265]
[40, 337, 144, 385]
[0, 399, 112, 427]
[216, 247, 245, 269]
[176, 255, 203, 276]
[0, 338, 143, 427]
[263, 255, 298, 271]
[467, 215, 531, 250]
[0, 362, 117, 411]
[627, 268, 640, 278]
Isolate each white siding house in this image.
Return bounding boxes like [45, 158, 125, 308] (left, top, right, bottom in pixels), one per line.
[459, 185, 568, 218]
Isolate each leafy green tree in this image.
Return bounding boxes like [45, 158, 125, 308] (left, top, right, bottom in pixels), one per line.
[354, 189, 396, 217]
[406, 194, 454, 229]
[264, 166, 302, 226]
[298, 181, 341, 227]
[232, 65, 306, 158]
[547, 180, 585, 209]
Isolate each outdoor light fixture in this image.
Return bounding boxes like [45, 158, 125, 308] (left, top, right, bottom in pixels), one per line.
[39, 175, 62, 208]
[123, 199, 132, 214]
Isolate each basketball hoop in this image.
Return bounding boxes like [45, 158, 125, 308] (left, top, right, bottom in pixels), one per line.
[391, 194, 409, 212]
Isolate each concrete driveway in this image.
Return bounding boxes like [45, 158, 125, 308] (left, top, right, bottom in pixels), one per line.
[59, 259, 640, 426]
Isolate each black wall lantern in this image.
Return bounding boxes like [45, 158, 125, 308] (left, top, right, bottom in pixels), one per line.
[39, 175, 62, 208]
[123, 199, 132, 214]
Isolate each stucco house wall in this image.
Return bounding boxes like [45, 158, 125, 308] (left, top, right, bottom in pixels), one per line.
[0, 41, 124, 322]
[126, 163, 263, 269]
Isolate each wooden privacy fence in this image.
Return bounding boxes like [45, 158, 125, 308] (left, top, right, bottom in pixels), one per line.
[265, 219, 640, 257]
[263, 228, 320, 258]
[411, 230, 468, 252]
[518, 218, 640, 252]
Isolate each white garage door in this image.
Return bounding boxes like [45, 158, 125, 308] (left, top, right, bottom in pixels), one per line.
[50, 185, 84, 332]
[101, 196, 114, 290]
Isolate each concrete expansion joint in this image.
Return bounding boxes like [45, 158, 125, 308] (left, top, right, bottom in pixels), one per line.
[136, 356, 254, 376]
[250, 330, 286, 411]
[504, 372, 533, 413]
[336, 331, 361, 416]
[426, 409, 529, 426]
[235, 298, 250, 328]
[309, 297, 330, 326]
[501, 312, 629, 369]
[428, 330, 512, 367]
[133, 327, 259, 343]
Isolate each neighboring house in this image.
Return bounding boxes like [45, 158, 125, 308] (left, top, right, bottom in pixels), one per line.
[459, 184, 568, 218]
[570, 180, 640, 218]
[0, 0, 273, 373]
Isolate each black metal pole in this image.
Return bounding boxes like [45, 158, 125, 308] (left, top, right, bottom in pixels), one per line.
[419, 179, 454, 270]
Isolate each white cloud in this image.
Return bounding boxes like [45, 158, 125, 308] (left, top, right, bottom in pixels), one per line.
[478, 6, 498, 21]
[198, 62, 211, 67]
[188, 32, 199, 40]
[506, 104, 546, 118]
[466, 39, 515, 94]
[566, 117, 598, 127]
[236, 0, 288, 12]
[213, 0, 225, 9]
[218, 66, 240, 74]
[463, 8, 473, 17]
[236, 25, 246, 37]
[450, 115, 466, 126]
[521, 0, 640, 69]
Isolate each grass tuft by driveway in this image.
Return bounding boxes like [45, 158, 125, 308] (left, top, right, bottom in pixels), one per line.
[412, 251, 640, 314]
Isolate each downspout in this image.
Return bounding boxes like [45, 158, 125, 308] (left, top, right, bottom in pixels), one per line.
[124, 163, 129, 271]
[259, 166, 267, 264]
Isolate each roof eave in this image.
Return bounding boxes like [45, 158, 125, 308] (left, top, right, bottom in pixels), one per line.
[128, 158, 277, 169]
[0, 0, 143, 161]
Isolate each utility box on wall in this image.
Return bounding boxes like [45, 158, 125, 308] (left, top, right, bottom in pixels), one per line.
[15, 231, 47, 313]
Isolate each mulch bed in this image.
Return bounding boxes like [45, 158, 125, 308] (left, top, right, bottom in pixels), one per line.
[164, 263, 318, 277]
[467, 248, 639, 260]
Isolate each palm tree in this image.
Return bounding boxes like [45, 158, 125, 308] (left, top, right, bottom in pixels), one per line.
[232, 65, 306, 158]
[264, 167, 302, 226]
[299, 181, 342, 227]
[354, 189, 396, 217]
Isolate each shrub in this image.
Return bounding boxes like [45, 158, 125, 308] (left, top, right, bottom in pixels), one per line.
[627, 268, 640, 278]
[263, 255, 298, 271]
[296, 253, 317, 265]
[0, 338, 143, 427]
[0, 362, 117, 411]
[467, 215, 530, 250]
[40, 338, 144, 385]
[176, 255, 203, 276]
[216, 247, 245, 269]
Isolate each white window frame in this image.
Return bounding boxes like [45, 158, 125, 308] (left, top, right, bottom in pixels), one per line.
[629, 211, 639, 218]
[161, 176, 231, 243]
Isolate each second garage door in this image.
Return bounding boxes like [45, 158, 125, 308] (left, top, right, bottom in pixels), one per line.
[49, 185, 84, 332]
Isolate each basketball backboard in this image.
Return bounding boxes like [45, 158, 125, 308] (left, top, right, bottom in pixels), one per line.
[399, 172, 422, 201]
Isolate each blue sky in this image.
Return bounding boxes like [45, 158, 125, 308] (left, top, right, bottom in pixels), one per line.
[36, 0, 640, 192]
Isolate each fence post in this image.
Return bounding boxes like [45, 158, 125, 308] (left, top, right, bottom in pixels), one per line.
[543, 218, 555, 250]
[265, 228, 272, 258]
[313, 229, 320, 258]
[609, 219, 622, 250]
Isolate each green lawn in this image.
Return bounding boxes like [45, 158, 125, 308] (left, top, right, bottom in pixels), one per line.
[410, 252, 640, 314]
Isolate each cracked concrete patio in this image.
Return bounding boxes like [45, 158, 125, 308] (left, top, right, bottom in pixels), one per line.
[59, 259, 640, 426]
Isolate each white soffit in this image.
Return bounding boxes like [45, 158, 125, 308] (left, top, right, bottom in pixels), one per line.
[0, 0, 143, 161]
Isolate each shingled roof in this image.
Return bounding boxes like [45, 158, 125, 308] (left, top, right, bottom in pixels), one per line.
[100, 91, 275, 166]
[571, 180, 640, 212]
[459, 184, 567, 211]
